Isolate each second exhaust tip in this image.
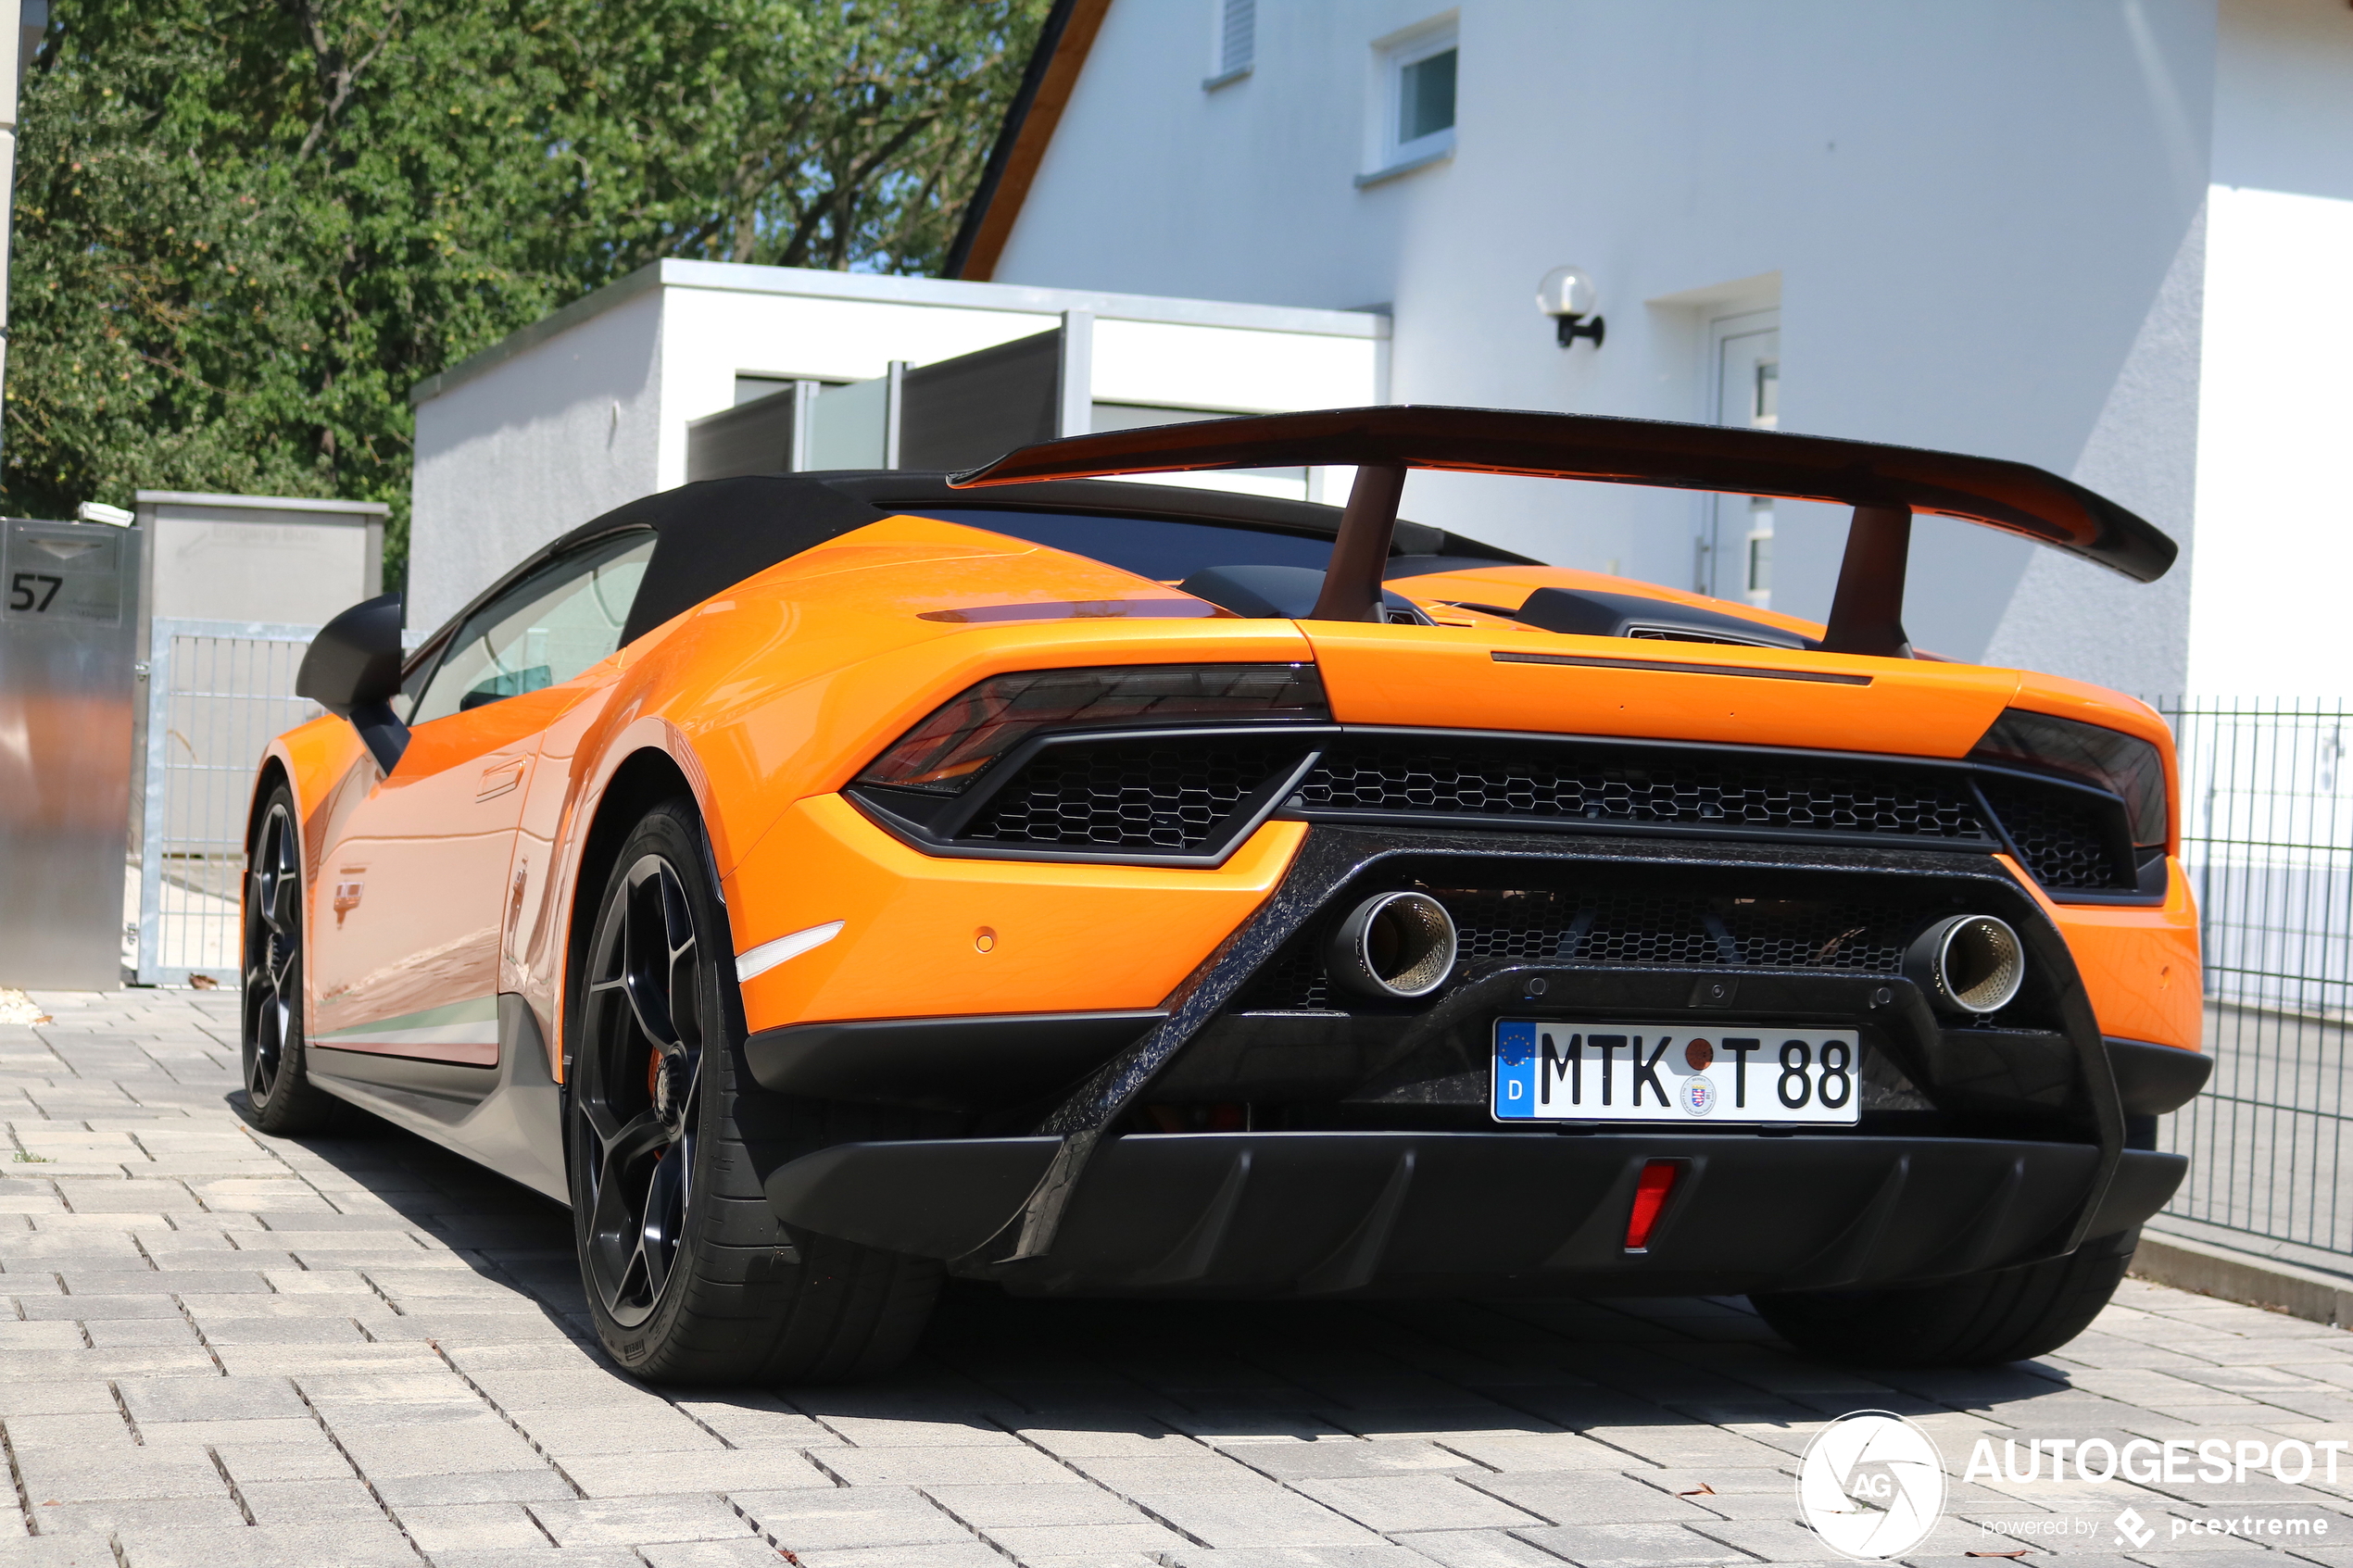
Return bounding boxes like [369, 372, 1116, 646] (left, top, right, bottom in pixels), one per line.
[1906, 913, 2027, 1015]
[1327, 891, 1459, 1000]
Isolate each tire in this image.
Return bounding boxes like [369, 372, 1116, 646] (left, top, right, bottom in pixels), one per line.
[239, 786, 340, 1135]
[567, 798, 942, 1385]
[1751, 1227, 2139, 1368]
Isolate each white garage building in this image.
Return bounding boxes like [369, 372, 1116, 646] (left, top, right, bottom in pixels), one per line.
[405, 265, 1383, 632]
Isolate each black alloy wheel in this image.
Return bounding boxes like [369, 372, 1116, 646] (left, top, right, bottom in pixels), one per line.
[573, 849, 709, 1330]
[239, 787, 335, 1134]
[566, 798, 945, 1384]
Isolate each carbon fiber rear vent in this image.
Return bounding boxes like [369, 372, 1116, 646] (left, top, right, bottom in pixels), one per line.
[958, 738, 1302, 851]
[1447, 887, 1915, 971]
[1976, 779, 2132, 890]
[1237, 882, 1937, 1011]
[1298, 744, 1989, 842]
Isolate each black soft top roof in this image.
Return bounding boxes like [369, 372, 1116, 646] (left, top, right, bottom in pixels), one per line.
[409, 471, 1533, 667]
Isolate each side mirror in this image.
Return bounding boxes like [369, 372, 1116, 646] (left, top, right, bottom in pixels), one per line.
[297, 593, 411, 773]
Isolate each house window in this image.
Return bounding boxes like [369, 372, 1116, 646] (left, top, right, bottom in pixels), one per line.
[1365, 20, 1456, 180]
[1206, 0, 1252, 88]
[1221, 0, 1253, 75]
[1400, 43, 1455, 144]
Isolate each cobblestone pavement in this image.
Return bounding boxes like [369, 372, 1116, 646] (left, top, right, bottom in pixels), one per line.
[4, 990, 2353, 1568]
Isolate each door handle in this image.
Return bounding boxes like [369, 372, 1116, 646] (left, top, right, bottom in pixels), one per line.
[476, 758, 527, 801]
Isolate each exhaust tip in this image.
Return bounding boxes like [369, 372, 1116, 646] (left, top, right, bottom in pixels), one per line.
[1907, 914, 2026, 1015]
[1327, 891, 1458, 1000]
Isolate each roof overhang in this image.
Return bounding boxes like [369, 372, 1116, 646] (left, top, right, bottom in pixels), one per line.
[945, 0, 1114, 282]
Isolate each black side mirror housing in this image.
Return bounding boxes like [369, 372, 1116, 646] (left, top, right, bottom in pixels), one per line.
[296, 593, 411, 773]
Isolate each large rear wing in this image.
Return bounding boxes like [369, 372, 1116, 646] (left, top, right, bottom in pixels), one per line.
[948, 405, 2175, 660]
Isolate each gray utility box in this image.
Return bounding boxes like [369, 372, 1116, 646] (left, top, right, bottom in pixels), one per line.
[135, 491, 387, 624]
[126, 491, 390, 885]
[0, 519, 145, 989]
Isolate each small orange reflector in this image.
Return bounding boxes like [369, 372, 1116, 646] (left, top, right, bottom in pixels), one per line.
[1625, 1160, 1680, 1252]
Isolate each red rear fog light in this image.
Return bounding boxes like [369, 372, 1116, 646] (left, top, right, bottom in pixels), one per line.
[1624, 1160, 1682, 1252]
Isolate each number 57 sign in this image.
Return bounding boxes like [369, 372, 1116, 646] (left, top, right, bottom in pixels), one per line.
[8, 571, 64, 612]
[0, 529, 122, 626]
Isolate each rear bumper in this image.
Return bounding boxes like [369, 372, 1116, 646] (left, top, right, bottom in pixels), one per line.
[763, 1130, 2184, 1298]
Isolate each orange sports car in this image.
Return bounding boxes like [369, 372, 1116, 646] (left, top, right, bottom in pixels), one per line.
[248, 407, 2206, 1383]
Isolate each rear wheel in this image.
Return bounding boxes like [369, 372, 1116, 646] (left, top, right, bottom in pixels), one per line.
[1751, 1227, 2138, 1367]
[568, 798, 942, 1384]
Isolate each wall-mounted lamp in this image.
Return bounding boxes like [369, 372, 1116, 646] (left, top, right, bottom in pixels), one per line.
[1537, 266, 1604, 350]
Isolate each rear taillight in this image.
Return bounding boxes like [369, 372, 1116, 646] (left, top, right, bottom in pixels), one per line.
[857, 663, 1327, 795]
[1625, 1160, 1682, 1252]
[1968, 709, 2169, 849]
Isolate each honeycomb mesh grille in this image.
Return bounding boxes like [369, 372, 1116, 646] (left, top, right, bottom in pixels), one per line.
[959, 739, 1301, 852]
[1298, 744, 1989, 842]
[1238, 881, 1936, 1011]
[1978, 780, 2131, 890]
[944, 732, 2132, 888]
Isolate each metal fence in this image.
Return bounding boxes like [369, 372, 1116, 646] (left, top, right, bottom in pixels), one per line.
[134, 620, 326, 985]
[2156, 699, 2353, 1256]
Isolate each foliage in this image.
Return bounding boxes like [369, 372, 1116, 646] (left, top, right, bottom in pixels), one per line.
[3, 0, 1048, 582]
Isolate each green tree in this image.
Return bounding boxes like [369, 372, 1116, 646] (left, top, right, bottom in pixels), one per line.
[2, 0, 1048, 583]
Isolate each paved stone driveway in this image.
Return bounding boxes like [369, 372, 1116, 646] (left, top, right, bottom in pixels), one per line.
[5, 989, 2353, 1568]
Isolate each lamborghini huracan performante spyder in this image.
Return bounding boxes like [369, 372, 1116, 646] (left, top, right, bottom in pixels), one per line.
[249, 407, 2208, 1383]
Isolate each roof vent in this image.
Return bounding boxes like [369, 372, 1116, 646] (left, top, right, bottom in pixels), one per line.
[1513, 586, 1811, 650]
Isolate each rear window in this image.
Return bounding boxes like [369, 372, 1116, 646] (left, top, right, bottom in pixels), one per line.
[909, 507, 1335, 583]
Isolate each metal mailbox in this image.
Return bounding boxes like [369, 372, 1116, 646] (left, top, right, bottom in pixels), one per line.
[0, 518, 143, 989]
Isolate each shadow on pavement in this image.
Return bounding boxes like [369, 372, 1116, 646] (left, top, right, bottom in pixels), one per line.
[243, 1085, 2100, 1436]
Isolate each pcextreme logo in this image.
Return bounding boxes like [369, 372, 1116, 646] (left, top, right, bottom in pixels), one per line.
[1797, 1411, 1948, 1561]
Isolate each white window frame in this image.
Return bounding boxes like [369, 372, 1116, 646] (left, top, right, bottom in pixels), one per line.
[1204, 0, 1253, 90]
[1361, 16, 1457, 186]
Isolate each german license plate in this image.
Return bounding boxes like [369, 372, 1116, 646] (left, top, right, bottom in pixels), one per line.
[1491, 1021, 1861, 1125]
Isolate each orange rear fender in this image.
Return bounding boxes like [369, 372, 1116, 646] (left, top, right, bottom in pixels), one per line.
[2006, 853, 2203, 1051]
[724, 795, 1306, 1034]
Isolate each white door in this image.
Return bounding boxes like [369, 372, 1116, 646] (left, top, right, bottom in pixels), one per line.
[1700, 312, 1780, 605]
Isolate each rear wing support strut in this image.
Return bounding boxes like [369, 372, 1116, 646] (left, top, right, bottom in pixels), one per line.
[1314, 461, 1919, 657]
[1821, 506, 1913, 659]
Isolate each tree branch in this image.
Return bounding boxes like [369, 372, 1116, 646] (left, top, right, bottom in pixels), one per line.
[776, 108, 938, 269]
[289, 0, 403, 162]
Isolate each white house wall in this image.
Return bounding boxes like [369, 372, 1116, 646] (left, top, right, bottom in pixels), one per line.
[993, 0, 2220, 694]
[2187, 0, 2353, 697]
[409, 285, 663, 631]
[1981, 205, 2206, 697]
[1089, 318, 1379, 412]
